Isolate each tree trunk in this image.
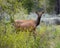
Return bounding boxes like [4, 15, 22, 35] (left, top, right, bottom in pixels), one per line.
[55, 0, 60, 14]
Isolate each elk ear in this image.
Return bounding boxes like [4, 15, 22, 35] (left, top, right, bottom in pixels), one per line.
[35, 11, 39, 15]
[42, 11, 44, 14]
[35, 11, 38, 14]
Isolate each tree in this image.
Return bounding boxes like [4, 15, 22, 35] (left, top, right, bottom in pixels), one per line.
[55, 0, 60, 14]
[46, 0, 56, 13]
[21, 0, 34, 13]
[46, 0, 60, 14]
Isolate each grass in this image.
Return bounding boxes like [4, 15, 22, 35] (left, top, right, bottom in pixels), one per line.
[0, 22, 60, 48]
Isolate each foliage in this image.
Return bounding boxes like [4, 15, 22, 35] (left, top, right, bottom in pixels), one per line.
[0, 0, 60, 48]
[47, 0, 56, 13]
[21, 0, 34, 13]
[0, 22, 60, 48]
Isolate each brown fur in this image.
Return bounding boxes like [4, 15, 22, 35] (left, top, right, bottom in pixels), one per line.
[14, 20, 36, 31]
[13, 11, 44, 32]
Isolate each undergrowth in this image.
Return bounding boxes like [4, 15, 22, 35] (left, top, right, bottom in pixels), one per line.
[0, 23, 60, 48]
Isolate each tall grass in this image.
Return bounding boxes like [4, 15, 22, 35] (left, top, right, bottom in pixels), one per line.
[0, 9, 60, 48]
[0, 22, 60, 48]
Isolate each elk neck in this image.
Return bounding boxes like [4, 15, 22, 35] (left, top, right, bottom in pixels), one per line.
[35, 14, 42, 26]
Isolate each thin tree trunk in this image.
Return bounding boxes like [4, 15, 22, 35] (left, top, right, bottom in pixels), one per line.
[55, 0, 60, 14]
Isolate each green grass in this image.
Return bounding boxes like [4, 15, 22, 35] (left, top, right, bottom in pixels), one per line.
[0, 23, 60, 48]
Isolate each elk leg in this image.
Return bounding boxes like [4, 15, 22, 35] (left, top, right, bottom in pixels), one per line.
[33, 30, 37, 40]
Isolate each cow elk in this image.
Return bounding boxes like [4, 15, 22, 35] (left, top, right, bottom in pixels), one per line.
[12, 10, 44, 39]
[14, 11, 44, 32]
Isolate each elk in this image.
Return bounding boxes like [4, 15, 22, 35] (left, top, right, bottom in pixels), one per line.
[10, 11, 43, 38]
[11, 10, 44, 39]
[13, 11, 44, 32]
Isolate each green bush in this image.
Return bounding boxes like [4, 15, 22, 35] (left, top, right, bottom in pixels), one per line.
[0, 22, 60, 48]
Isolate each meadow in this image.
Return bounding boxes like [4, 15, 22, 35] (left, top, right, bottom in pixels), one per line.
[0, 0, 60, 48]
[0, 21, 60, 48]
